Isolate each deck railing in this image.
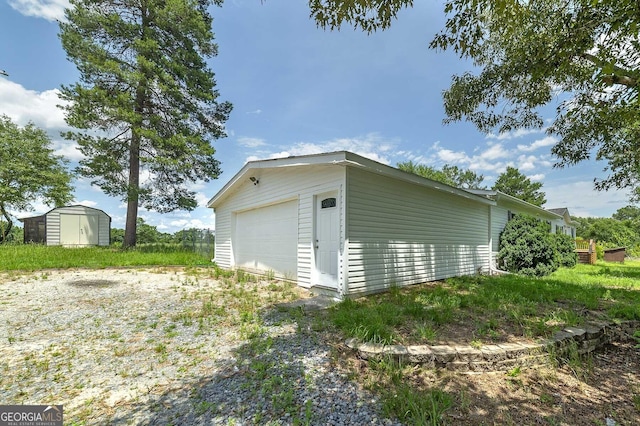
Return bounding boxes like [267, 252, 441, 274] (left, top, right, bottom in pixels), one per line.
[575, 239, 596, 265]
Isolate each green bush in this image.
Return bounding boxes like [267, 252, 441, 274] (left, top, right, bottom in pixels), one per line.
[498, 215, 557, 277]
[552, 233, 578, 268]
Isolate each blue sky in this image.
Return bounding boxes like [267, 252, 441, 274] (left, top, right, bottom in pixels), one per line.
[0, 0, 631, 233]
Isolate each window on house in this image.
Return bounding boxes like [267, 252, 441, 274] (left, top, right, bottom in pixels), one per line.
[321, 198, 336, 209]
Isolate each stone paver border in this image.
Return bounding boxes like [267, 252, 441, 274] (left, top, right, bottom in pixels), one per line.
[345, 321, 640, 373]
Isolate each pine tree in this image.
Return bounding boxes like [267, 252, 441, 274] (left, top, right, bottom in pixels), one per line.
[59, 0, 232, 247]
[492, 166, 546, 207]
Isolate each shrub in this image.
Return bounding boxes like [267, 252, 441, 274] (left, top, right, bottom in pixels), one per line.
[498, 214, 557, 277]
[552, 233, 578, 268]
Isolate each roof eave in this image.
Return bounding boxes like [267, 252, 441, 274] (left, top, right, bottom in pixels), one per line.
[207, 151, 496, 209]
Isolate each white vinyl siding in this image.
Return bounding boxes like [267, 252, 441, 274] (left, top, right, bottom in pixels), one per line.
[45, 206, 110, 246]
[345, 168, 490, 296]
[213, 165, 346, 287]
[490, 206, 509, 266]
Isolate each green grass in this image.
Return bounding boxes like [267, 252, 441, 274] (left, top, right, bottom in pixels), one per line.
[0, 244, 213, 271]
[366, 357, 452, 425]
[327, 260, 640, 345]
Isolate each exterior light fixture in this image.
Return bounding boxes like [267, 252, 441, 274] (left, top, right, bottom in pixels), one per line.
[249, 176, 259, 185]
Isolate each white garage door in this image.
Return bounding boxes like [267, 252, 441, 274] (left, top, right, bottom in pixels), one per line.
[234, 200, 298, 279]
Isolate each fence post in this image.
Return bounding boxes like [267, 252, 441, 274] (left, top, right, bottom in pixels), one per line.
[589, 239, 596, 265]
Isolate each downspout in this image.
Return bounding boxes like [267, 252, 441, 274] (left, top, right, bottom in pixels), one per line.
[340, 180, 348, 299]
[487, 204, 492, 274]
[490, 265, 512, 275]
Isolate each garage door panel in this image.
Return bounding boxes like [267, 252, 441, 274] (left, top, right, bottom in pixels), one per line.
[234, 201, 298, 278]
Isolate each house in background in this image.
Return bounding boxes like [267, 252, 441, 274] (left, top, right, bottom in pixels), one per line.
[19, 205, 111, 246]
[207, 151, 575, 299]
[546, 207, 577, 238]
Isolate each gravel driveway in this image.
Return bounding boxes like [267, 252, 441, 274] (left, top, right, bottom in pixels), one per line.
[0, 268, 399, 425]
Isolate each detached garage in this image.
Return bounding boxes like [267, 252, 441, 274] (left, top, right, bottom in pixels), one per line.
[20, 205, 111, 246]
[207, 151, 495, 298]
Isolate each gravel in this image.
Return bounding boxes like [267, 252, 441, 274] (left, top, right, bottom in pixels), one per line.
[0, 268, 402, 425]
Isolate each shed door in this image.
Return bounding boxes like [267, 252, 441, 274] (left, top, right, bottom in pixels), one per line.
[80, 215, 99, 245]
[234, 200, 298, 279]
[314, 191, 339, 288]
[60, 214, 99, 246]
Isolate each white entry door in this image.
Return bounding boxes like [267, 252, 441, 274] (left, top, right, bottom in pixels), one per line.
[314, 191, 339, 288]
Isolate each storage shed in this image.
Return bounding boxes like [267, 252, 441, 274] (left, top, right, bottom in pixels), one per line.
[19, 205, 111, 246]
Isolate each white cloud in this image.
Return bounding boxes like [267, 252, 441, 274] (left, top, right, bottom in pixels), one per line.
[9, 199, 54, 218]
[0, 79, 68, 129]
[169, 218, 215, 230]
[195, 192, 210, 207]
[246, 133, 397, 165]
[437, 148, 468, 163]
[486, 128, 543, 141]
[517, 155, 538, 171]
[427, 139, 558, 178]
[545, 180, 630, 217]
[109, 214, 126, 228]
[245, 155, 262, 162]
[517, 136, 558, 152]
[0, 79, 83, 163]
[246, 109, 262, 115]
[238, 137, 267, 148]
[8, 0, 69, 21]
[167, 211, 192, 219]
[52, 140, 84, 161]
[480, 143, 510, 161]
[75, 199, 98, 208]
[528, 173, 545, 182]
[430, 142, 511, 172]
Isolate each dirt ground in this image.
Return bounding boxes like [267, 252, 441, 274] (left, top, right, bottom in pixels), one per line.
[336, 327, 640, 425]
[443, 341, 640, 425]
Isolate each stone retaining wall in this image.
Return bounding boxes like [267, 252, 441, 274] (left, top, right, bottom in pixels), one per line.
[345, 321, 639, 373]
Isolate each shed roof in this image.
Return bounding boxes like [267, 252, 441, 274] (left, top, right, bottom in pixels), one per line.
[18, 205, 111, 221]
[207, 151, 496, 208]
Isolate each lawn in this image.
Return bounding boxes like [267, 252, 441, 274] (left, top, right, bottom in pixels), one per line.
[321, 261, 640, 425]
[0, 244, 213, 271]
[327, 260, 640, 346]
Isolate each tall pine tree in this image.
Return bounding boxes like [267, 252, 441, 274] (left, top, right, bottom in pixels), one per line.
[492, 166, 546, 207]
[59, 0, 232, 247]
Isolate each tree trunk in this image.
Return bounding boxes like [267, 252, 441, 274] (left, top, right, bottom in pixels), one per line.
[123, 5, 149, 249]
[123, 130, 140, 248]
[0, 203, 13, 244]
